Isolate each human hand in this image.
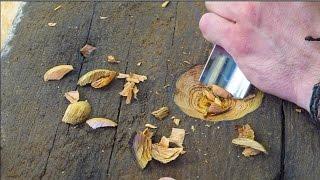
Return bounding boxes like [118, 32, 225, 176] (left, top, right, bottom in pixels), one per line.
[199, 2, 320, 111]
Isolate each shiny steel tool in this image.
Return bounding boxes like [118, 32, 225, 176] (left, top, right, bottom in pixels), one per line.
[199, 45, 251, 99]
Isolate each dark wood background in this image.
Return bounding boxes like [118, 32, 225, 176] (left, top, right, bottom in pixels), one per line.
[1, 2, 319, 180]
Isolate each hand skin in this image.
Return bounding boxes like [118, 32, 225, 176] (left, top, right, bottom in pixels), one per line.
[199, 2, 320, 111]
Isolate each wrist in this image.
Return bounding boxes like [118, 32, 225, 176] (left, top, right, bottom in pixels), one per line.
[294, 72, 319, 112]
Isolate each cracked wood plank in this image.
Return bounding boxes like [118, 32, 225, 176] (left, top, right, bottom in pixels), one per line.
[1, 2, 94, 179]
[106, 2, 178, 179]
[283, 102, 320, 179]
[107, 2, 283, 179]
[41, 2, 139, 179]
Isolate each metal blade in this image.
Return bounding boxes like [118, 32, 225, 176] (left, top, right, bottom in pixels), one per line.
[199, 45, 251, 99]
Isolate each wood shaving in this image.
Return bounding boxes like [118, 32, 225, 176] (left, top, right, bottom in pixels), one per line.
[132, 128, 153, 169]
[205, 124, 211, 127]
[235, 124, 255, 140]
[173, 118, 180, 126]
[137, 62, 142, 66]
[44, 65, 73, 81]
[151, 107, 169, 120]
[106, 55, 120, 63]
[117, 73, 147, 83]
[183, 61, 191, 65]
[62, 101, 91, 125]
[168, 128, 185, 147]
[48, 22, 57, 27]
[161, 1, 170, 8]
[163, 84, 170, 88]
[64, 90, 79, 103]
[145, 123, 157, 129]
[99, 16, 108, 19]
[86, 118, 117, 129]
[232, 124, 267, 157]
[232, 138, 267, 154]
[191, 125, 195, 132]
[54, 5, 62, 11]
[159, 177, 176, 180]
[119, 81, 137, 104]
[80, 44, 97, 57]
[78, 69, 117, 88]
[295, 108, 302, 113]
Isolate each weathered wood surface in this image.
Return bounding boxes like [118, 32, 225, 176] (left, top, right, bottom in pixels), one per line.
[1, 2, 319, 180]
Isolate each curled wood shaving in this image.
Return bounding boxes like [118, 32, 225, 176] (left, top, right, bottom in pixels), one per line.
[86, 118, 117, 129]
[145, 123, 157, 129]
[232, 124, 267, 157]
[161, 1, 170, 8]
[44, 65, 73, 81]
[132, 128, 153, 169]
[78, 69, 117, 88]
[48, 23, 57, 27]
[64, 90, 79, 103]
[80, 44, 97, 57]
[62, 101, 91, 125]
[168, 128, 185, 147]
[151, 144, 183, 164]
[151, 107, 169, 120]
[117, 73, 147, 83]
[106, 55, 120, 63]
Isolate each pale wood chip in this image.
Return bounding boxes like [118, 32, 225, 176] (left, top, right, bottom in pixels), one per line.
[137, 62, 142, 66]
[168, 128, 185, 147]
[48, 22, 57, 27]
[64, 90, 79, 103]
[100, 16, 108, 19]
[145, 123, 157, 129]
[183, 61, 191, 65]
[132, 128, 153, 169]
[80, 44, 97, 57]
[191, 125, 195, 132]
[54, 5, 62, 11]
[295, 108, 302, 113]
[173, 118, 180, 126]
[106, 55, 120, 63]
[232, 138, 267, 154]
[119, 81, 136, 104]
[151, 107, 169, 120]
[44, 65, 73, 81]
[86, 118, 117, 129]
[161, 1, 170, 8]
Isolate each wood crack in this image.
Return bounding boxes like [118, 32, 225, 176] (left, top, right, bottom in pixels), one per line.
[280, 100, 286, 179]
[106, 19, 137, 176]
[39, 3, 97, 179]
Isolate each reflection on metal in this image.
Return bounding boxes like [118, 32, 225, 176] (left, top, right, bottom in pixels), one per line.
[199, 45, 251, 99]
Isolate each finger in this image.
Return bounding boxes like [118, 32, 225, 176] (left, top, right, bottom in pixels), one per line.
[199, 12, 235, 49]
[205, 2, 239, 23]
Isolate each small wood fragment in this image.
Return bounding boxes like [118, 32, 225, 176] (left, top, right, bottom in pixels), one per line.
[100, 16, 108, 20]
[232, 138, 267, 154]
[161, 1, 170, 8]
[137, 62, 142, 66]
[54, 5, 62, 11]
[86, 118, 117, 129]
[173, 118, 180, 126]
[48, 23, 57, 27]
[151, 107, 169, 120]
[106, 55, 120, 63]
[295, 108, 302, 113]
[183, 61, 191, 65]
[44, 65, 73, 81]
[191, 125, 195, 132]
[145, 123, 157, 129]
[64, 90, 79, 103]
[62, 101, 91, 125]
[80, 44, 97, 57]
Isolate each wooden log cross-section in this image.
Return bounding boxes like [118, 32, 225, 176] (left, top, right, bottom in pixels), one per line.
[1, 2, 319, 180]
